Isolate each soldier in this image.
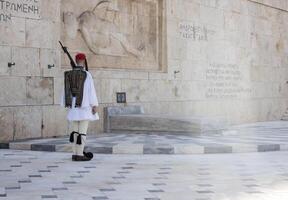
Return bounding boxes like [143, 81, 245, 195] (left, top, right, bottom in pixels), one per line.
[61, 53, 99, 161]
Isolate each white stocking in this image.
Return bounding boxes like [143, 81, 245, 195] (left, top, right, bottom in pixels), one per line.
[76, 120, 89, 156]
[71, 121, 79, 155]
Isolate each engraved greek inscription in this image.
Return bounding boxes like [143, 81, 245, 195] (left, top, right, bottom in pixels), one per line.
[0, 0, 40, 23]
[179, 22, 214, 41]
[205, 63, 251, 99]
[0, 12, 11, 21]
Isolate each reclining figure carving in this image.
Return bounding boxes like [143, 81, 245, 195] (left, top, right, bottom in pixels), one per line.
[63, 0, 145, 58]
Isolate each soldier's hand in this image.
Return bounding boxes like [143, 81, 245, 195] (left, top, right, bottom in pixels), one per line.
[92, 106, 98, 115]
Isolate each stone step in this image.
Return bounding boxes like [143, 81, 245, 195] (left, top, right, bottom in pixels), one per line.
[109, 114, 226, 134]
[104, 106, 227, 134]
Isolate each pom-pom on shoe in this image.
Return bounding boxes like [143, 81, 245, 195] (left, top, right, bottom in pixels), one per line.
[83, 152, 93, 159]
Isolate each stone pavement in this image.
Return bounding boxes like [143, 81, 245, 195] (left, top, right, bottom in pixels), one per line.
[1, 149, 288, 200]
[4, 121, 288, 154]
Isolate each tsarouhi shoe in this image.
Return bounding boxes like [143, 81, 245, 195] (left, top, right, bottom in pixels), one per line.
[83, 152, 93, 159]
[72, 155, 77, 161]
[72, 155, 92, 161]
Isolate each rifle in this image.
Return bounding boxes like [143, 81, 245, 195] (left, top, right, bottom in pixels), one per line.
[59, 41, 76, 68]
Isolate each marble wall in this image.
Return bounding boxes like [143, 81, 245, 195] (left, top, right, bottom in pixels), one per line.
[0, 0, 66, 142]
[1, 0, 288, 142]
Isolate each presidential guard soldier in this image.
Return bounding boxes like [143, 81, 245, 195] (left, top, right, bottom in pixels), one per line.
[61, 52, 99, 161]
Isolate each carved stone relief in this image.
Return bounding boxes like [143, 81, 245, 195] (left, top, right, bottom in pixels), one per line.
[61, 0, 165, 71]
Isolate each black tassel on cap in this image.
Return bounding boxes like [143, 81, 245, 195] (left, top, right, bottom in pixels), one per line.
[85, 58, 89, 71]
[76, 134, 82, 145]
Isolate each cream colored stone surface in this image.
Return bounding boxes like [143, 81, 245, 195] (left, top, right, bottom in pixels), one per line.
[121, 79, 158, 102]
[41, 48, 61, 77]
[90, 69, 130, 80]
[99, 79, 121, 104]
[0, 77, 26, 106]
[129, 71, 149, 80]
[13, 106, 42, 140]
[148, 72, 168, 80]
[42, 106, 68, 138]
[0, 108, 14, 142]
[11, 47, 40, 76]
[26, 77, 54, 105]
[0, 46, 11, 76]
[26, 19, 60, 49]
[53, 77, 64, 105]
[41, 0, 61, 22]
[0, 17, 25, 47]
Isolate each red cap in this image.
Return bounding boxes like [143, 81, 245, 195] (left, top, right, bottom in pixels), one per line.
[75, 53, 86, 62]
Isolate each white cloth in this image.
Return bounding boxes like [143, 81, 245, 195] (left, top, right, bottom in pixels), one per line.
[61, 71, 99, 121]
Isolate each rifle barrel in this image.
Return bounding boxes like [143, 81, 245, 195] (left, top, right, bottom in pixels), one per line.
[58, 41, 76, 68]
[59, 41, 65, 49]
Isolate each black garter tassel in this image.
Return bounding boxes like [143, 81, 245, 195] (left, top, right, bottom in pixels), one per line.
[70, 131, 77, 143]
[76, 134, 82, 145]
